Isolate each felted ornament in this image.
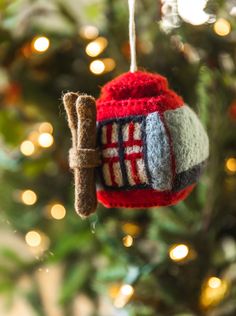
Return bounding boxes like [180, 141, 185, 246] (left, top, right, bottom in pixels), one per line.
[96, 71, 209, 208]
[63, 0, 209, 217]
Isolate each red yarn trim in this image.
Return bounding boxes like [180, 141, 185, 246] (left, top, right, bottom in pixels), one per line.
[97, 93, 183, 121]
[99, 71, 168, 101]
[97, 185, 195, 208]
[97, 71, 184, 121]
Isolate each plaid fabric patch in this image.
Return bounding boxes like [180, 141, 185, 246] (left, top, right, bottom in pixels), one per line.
[99, 116, 150, 189]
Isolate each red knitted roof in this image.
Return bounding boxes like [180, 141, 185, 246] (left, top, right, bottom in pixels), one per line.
[98, 71, 168, 101]
[96, 71, 183, 121]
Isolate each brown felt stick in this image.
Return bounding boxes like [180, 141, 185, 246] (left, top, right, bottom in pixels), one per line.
[63, 93, 100, 218]
[63, 92, 79, 148]
[74, 95, 98, 217]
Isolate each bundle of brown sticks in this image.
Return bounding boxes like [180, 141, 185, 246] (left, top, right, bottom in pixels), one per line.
[63, 93, 101, 218]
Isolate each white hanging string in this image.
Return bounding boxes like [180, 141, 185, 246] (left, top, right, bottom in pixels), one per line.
[128, 0, 137, 72]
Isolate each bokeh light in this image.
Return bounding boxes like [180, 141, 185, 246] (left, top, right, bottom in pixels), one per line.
[38, 122, 53, 134]
[90, 60, 105, 74]
[80, 25, 99, 40]
[32, 36, 50, 53]
[21, 190, 37, 205]
[120, 284, 134, 296]
[38, 133, 54, 148]
[85, 37, 108, 57]
[25, 231, 42, 247]
[113, 284, 134, 308]
[214, 18, 231, 36]
[102, 58, 116, 72]
[50, 204, 66, 220]
[122, 235, 134, 247]
[169, 244, 189, 261]
[89, 58, 116, 74]
[20, 140, 35, 156]
[225, 157, 236, 173]
[201, 276, 228, 308]
[122, 222, 141, 236]
[208, 277, 222, 289]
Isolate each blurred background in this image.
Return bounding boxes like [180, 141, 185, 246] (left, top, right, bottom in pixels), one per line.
[0, 0, 236, 315]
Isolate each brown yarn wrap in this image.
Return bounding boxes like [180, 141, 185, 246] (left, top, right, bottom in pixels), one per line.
[63, 92, 101, 218]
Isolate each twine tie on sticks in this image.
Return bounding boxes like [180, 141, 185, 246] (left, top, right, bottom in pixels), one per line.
[63, 92, 101, 218]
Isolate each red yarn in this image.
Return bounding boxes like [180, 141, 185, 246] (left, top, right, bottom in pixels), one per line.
[97, 185, 195, 208]
[100, 71, 168, 100]
[96, 71, 191, 208]
[97, 71, 183, 121]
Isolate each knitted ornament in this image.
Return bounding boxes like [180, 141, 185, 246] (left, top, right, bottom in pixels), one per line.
[96, 71, 209, 208]
[63, 0, 209, 217]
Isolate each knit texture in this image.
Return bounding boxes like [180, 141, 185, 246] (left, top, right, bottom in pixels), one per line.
[97, 185, 195, 208]
[164, 106, 209, 173]
[98, 116, 149, 189]
[146, 112, 172, 190]
[97, 71, 183, 121]
[96, 71, 209, 208]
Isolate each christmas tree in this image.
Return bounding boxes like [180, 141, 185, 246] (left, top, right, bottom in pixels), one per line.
[0, 0, 236, 315]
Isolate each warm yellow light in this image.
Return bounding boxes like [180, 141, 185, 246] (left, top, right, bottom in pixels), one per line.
[208, 277, 222, 289]
[25, 231, 42, 247]
[89, 60, 105, 75]
[122, 235, 134, 247]
[113, 284, 134, 308]
[120, 284, 134, 296]
[225, 158, 236, 173]
[109, 283, 121, 299]
[85, 37, 108, 57]
[169, 244, 189, 261]
[80, 25, 99, 40]
[38, 133, 54, 148]
[201, 277, 228, 308]
[86, 42, 101, 57]
[39, 122, 53, 134]
[214, 18, 231, 37]
[122, 223, 141, 236]
[21, 190, 37, 205]
[32, 36, 50, 52]
[50, 204, 66, 220]
[103, 58, 116, 72]
[20, 140, 35, 156]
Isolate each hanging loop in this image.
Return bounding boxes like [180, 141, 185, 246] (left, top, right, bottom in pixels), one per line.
[128, 0, 137, 72]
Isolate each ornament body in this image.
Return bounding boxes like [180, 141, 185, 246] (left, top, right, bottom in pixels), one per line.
[96, 71, 209, 208]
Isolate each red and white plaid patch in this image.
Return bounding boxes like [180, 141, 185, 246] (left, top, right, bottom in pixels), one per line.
[101, 119, 148, 188]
